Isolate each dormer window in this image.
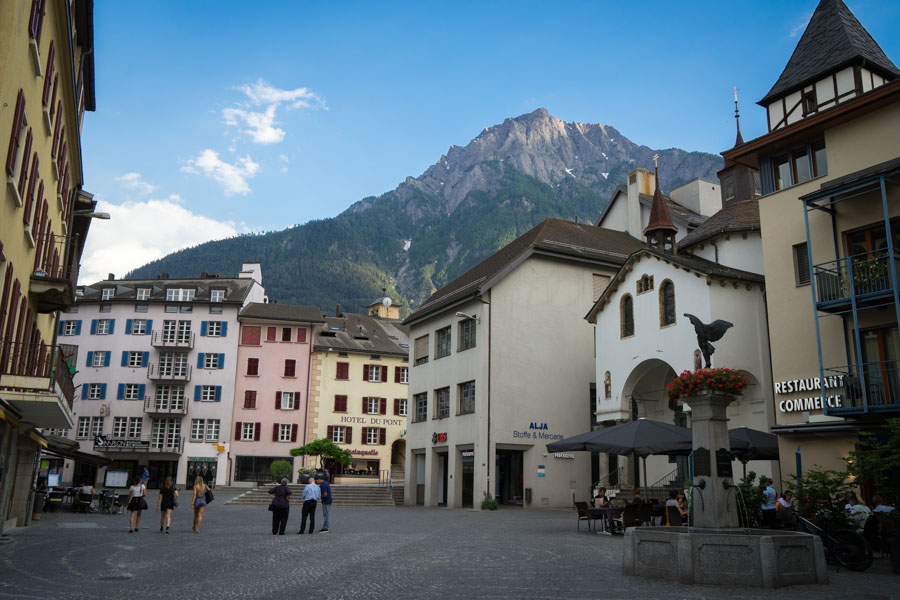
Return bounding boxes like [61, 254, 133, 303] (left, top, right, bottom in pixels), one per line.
[166, 288, 195, 302]
[136, 288, 151, 300]
[210, 290, 225, 303]
[769, 139, 827, 193]
[101, 288, 114, 300]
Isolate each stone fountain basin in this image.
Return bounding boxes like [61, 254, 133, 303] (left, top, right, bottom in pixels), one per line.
[622, 526, 828, 588]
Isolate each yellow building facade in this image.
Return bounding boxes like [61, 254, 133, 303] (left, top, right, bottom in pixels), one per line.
[307, 313, 409, 483]
[0, 0, 98, 531]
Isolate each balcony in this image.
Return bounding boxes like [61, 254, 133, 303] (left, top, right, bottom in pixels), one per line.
[144, 395, 188, 415]
[147, 363, 192, 382]
[29, 234, 80, 313]
[93, 435, 185, 454]
[0, 339, 75, 428]
[814, 249, 900, 313]
[822, 361, 900, 416]
[151, 330, 195, 349]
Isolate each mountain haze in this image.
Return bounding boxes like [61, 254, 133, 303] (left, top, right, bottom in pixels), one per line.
[127, 109, 723, 314]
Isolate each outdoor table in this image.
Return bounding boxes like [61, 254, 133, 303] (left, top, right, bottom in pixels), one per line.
[588, 506, 624, 535]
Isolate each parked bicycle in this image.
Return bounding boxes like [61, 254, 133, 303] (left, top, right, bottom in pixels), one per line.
[794, 511, 873, 572]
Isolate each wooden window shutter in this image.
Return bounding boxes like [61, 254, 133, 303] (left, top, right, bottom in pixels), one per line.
[393, 398, 400, 415]
[266, 326, 276, 342]
[275, 391, 282, 410]
[284, 359, 295, 377]
[394, 366, 401, 382]
[254, 423, 261, 441]
[24, 154, 39, 224]
[234, 422, 242, 440]
[240, 325, 261, 345]
[296, 328, 307, 342]
[362, 397, 367, 412]
[293, 391, 300, 410]
[334, 395, 346, 411]
[414, 335, 428, 362]
[17, 128, 32, 197]
[327, 425, 334, 440]
[363, 364, 370, 381]
[291, 424, 298, 442]
[51, 105, 62, 156]
[361, 427, 367, 442]
[380, 398, 387, 415]
[28, 0, 41, 38]
[42, 42, 55, 106]
[6, 90, 25, 176]
[379, 428, 386, 445]
[345, 426, 352, 444]
[381, 365, 387, 382]
[272, 423, 279, 442]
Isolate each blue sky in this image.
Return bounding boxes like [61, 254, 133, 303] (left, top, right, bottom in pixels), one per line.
[79, 0, 900, 282]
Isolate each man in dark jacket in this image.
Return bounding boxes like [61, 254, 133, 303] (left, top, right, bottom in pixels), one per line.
[319, 476, 332, 532]
[268, 478, 292, 535]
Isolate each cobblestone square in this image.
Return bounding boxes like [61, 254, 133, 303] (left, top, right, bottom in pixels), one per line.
[0, 493, 895, 600]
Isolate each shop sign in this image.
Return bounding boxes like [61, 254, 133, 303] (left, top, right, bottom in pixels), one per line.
[513, 422, 564, 441]
[774, 375, 844, 413]
[461, 450, 474, 458]
[188, 457, 217, 462]
[94, 436, 149, 449]
[432, 432, 448, 443]
[554, 453, 575, 459]
[350, 449, 379, 456]
[538, 464, 546, 478]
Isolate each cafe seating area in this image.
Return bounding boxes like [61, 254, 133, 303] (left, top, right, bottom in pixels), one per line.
[578, 494, 687, 535]
[41, 488, 125, 515]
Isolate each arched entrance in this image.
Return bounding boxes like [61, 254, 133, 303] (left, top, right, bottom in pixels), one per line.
[390, 439, 406, 480]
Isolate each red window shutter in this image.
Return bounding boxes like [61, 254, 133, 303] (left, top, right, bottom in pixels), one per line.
[337, 395, 348, 412]
[42, 42, 55, 106]
[29, 0, 40, 38]
[394, 398, 400, 415]
[394, 366, 401, 382]
[34, 0, 47, 42]
[336, 362, 348, 380]
[254, 423, 261, 441]
[17, 128, 32, 197]
[243, 390, 256, 409]
[327, 425, 334, 440]
[380, 398, 387, 415]
[291, 424, 298, 442]
[247, 357, 258, 375]
[363, 364, 370, 381]
[275, 391, 282, 410]
[23, 154, 39, 223]
[379, 428, 387, 445]
[51, 104, 62, 156]
[381, 366, 388, 382]
[240, 326, 261, 345]
[296, 328, 307, 342]
[362, 397, 368, 413]
[234, 421, 242, 440]
[5, 90, 25, 176]
[266, 326, 276, 342]
[345, 426, 352, 444]
[361, 427, 367, 442]
[272, 423, 279, 442]
[293, 391, 300, 410]
[284, 359, 295, 377]
[49, 75, 58, 120]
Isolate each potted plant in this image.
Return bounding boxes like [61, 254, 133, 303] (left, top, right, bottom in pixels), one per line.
[667, 368, 749, 404]
[269, 459, 293, 483]
[297, 467, 315, 484]
[290, 438, 352, 483]
[784, 466, 855, 528]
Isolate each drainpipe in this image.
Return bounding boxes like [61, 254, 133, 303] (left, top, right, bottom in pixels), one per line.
[482, 296, 492, 503]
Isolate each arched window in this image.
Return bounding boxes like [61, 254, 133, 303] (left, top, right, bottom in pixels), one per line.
[620, 294, 634, 338]
[660, 280, 675, 327]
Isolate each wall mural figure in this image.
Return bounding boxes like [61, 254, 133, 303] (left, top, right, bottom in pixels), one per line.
[684, 313, 734, 369]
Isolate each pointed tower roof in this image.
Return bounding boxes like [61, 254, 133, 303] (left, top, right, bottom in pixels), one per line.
[758, 0, 899, 105]
[643, 166, 678, 236]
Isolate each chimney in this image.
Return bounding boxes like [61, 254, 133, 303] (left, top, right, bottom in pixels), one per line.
[200, 272, 207, 279]
[335, 304, 342, 318]
[107, 273, 115, 281]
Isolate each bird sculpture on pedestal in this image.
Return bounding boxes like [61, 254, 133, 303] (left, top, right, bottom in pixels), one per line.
[684, 313, 734, 369]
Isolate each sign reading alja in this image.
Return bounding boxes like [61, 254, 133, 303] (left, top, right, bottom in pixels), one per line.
[94, 436, 150, 449]
[774, 375, 845, 413]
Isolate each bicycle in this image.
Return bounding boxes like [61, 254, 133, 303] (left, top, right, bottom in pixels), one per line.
[794, 512, 873, 572]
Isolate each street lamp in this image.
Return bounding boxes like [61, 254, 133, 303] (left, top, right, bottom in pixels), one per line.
[72, 210, 111, 219]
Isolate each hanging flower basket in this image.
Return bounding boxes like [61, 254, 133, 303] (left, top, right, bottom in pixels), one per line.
[667, 368, 748, 402]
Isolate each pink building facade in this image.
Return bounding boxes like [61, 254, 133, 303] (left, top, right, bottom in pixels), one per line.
[230, 303, 324, 484]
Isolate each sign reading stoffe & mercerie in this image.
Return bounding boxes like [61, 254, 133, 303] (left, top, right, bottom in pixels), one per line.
[774, 375, 845, 413]
[513, 422, 564, 441]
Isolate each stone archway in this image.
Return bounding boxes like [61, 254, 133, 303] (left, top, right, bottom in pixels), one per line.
[390, 439, 406, 473]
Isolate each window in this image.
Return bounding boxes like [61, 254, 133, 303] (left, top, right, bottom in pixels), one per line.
[284, 359, 296, 377]
[277, 423, 291, 442]
[99, 304, 111, 313]
[87, 383, 104, 399]
[435, 327, 451, 359]
[247, 358, 259, 376]
[136, 288, 151, 300]
[620, 295, 634, 338]
[241, 325, 261, 346]
[281, 391, 295, 410]
[266, 326, 277, 342]
[414, 393, 427, 423]
[138, 301, 152, 311]
[367, 364, 381, 382]
[91, 417, 104, 438]
[131, 319, 147, 335]
[206, 321, 223, 337]
[91, 352, 106, 367]
[206, 419, 220, 442]
[159, 352, 189, 377]
[77, 417, 90, 439]
[334, 395, 348, 412]
[155, 385, 185, 411]
[124, 383, 141, 400]
[414, 335, 429, 365]
[113, 417, 127, 438]
[459, 381, 475, 415]
[458, 319, 476, 351]
[151, 418, 180, 448]
[811, 140, 827, 178]
[336, 362, 349, 380]
[723, 175, 735, 203]
[659, 280, 676, 327]
[45, 428, 68, 437]
[366, 427, 380, 445]
[165, 305, 178, 313]
[637, 274, 654, 294]
[296, 328, 307, 343]
[773, 154, 791, 191]
[128, 417, 142, 438]
[191, 419, 205, 441]
[243, 390, 257, 409]
[241, 422, 256, 441]
[210, 290, 225, 303]
[281, 327, 292, 342]
[792, 147, 811, 185]
[63, 320, 79, 335]
[367, 397, 380, 414]
[203, 353, 220, 369]
[435, 387, 450, 419]
[394, 398, 408, 416]
[101, 288, 114, 300]
[331, 425, 346, 444]
[209, 305, 223, 314]
[397, 366, 409, 384]
[95, 319, 111, 335]
[201, 385, 218, 402]
[179, 305, 192, 313]
[166, 288, 195, 302]
[177, 320, 191, 343]
[771, 140, 827, 192]
[793, 243, 810, 286]
[128, 351, 143, 368]
[66, 306, 79, 313]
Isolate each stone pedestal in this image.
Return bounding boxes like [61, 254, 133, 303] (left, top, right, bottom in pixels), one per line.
[682, 389, 738, 528]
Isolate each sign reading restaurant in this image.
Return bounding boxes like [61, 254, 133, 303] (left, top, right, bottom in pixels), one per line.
[94, 435, 150, 449]
[774, 375, 845, 413]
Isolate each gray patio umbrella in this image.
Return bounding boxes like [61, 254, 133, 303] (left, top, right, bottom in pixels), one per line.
[728, 426, 780, 478]
[546, 418, 693, 495]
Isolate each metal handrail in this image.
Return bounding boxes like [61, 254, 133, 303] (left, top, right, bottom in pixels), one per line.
[814, 249, 900, 303]
[150, 330, 195, 348]
[822, 360, 900, 413]
[649, 467, 680, 489]
[143, 395, 187, 414]
[147, 363, 192, 380]
[592, 466, 624, 492]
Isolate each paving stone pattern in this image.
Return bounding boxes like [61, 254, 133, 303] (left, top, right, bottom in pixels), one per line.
[0, 492, 896, 600]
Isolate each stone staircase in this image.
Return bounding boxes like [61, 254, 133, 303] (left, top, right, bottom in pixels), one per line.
[390, 464, 405, 505]
[225, 483, 396, 507]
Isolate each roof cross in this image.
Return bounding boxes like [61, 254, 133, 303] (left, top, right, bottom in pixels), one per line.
[653, 153, 659, 168]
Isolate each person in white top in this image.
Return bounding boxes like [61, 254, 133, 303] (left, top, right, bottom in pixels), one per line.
[872, 495, 894, 513]
[127, 476, 148, 533]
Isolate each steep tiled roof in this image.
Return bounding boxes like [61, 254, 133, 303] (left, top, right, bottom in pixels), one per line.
[759, 0, 900, 105]
[643, 171, 678, 236]
[78, 277, 255, 304]
[678, 201, 760, 250]
[239, 303, 325, 323]
[314, 314, 409, 357]
[595, 185, 707, 229]
[405, 218, 645, 325]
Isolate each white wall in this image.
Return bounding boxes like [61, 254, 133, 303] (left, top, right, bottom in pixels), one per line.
[689, 232, 765, 275]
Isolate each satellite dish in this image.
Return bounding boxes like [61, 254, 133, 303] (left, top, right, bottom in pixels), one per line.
[382, 297, 392, 308]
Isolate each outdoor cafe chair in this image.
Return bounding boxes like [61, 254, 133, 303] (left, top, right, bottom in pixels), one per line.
[75, 492, 93, 513]
[574, 501, 600, 532]
[612, 503, 640, 532]
[637, 503, 653, 526]
[44, 490, 64, 512]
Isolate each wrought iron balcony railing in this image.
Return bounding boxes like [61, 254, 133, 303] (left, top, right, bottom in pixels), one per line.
[151, 330, 195, 348]
[147, 363, 192, 381]
[0, 339, 75, 409]
[822, 360, 900, 416]
[143, 395, 188, 415]
[29, 233, 80, 313]
[814, 249, 900, 308]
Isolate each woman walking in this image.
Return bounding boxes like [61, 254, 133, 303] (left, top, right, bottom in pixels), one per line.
[191, 476, 210, 534]
[268, 478, 292, 535]
[126, 476, 148, 533]
[155, 476, 179, 533]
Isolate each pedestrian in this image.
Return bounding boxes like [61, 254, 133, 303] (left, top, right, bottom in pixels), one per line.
[319, 476, 332, 532]
[141, 466, 150, 485]
[268, 477, 292, 535]
[297, 475, 321, 534]
[155, 476, 178, 534]
[191, 475, 210, 534]
[126, 476, 148, 533]
[761, 477, 777, 528]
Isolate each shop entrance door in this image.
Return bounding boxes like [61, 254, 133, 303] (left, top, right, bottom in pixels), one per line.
[437, 453, 448, 506]
[72, 462, 98, 488]
[186, 459, 218, 489]
[495, 450, 523, 505]
[461, 452, 474, 508]
[148, 460, 178, 489]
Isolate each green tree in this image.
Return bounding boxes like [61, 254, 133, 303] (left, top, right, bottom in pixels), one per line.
[735, 471, 767, 528]
[846, 418, 900, 507]
[785, 466, 855, 527]
[269, 459, 293, 480]
[290, 438, 352, 470]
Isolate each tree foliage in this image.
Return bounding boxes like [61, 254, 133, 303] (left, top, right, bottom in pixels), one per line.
[290, 438, 352, 468]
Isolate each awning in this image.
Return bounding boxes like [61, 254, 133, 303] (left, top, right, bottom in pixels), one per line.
[42, 434, 110, 466]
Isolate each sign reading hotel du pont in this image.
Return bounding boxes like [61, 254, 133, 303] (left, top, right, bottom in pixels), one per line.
[774, 375, 845, 413]
[94, 435, 150, 449]
[513, 422, 564, 441]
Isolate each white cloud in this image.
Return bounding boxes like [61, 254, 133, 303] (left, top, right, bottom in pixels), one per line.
[182, 149, 260, 195]
[78, 196, 240, 284]
[114, 172, 156, 194]
[222, 78, 326, 145]
[789, 13, 812, 38]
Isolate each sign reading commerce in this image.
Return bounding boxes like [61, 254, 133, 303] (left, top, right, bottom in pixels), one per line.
[774, 375, 845, 413]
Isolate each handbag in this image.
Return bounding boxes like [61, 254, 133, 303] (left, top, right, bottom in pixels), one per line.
[204, 488, 214, 504]
[139, 497, 149, 511]
[268, 502, 275, 512]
